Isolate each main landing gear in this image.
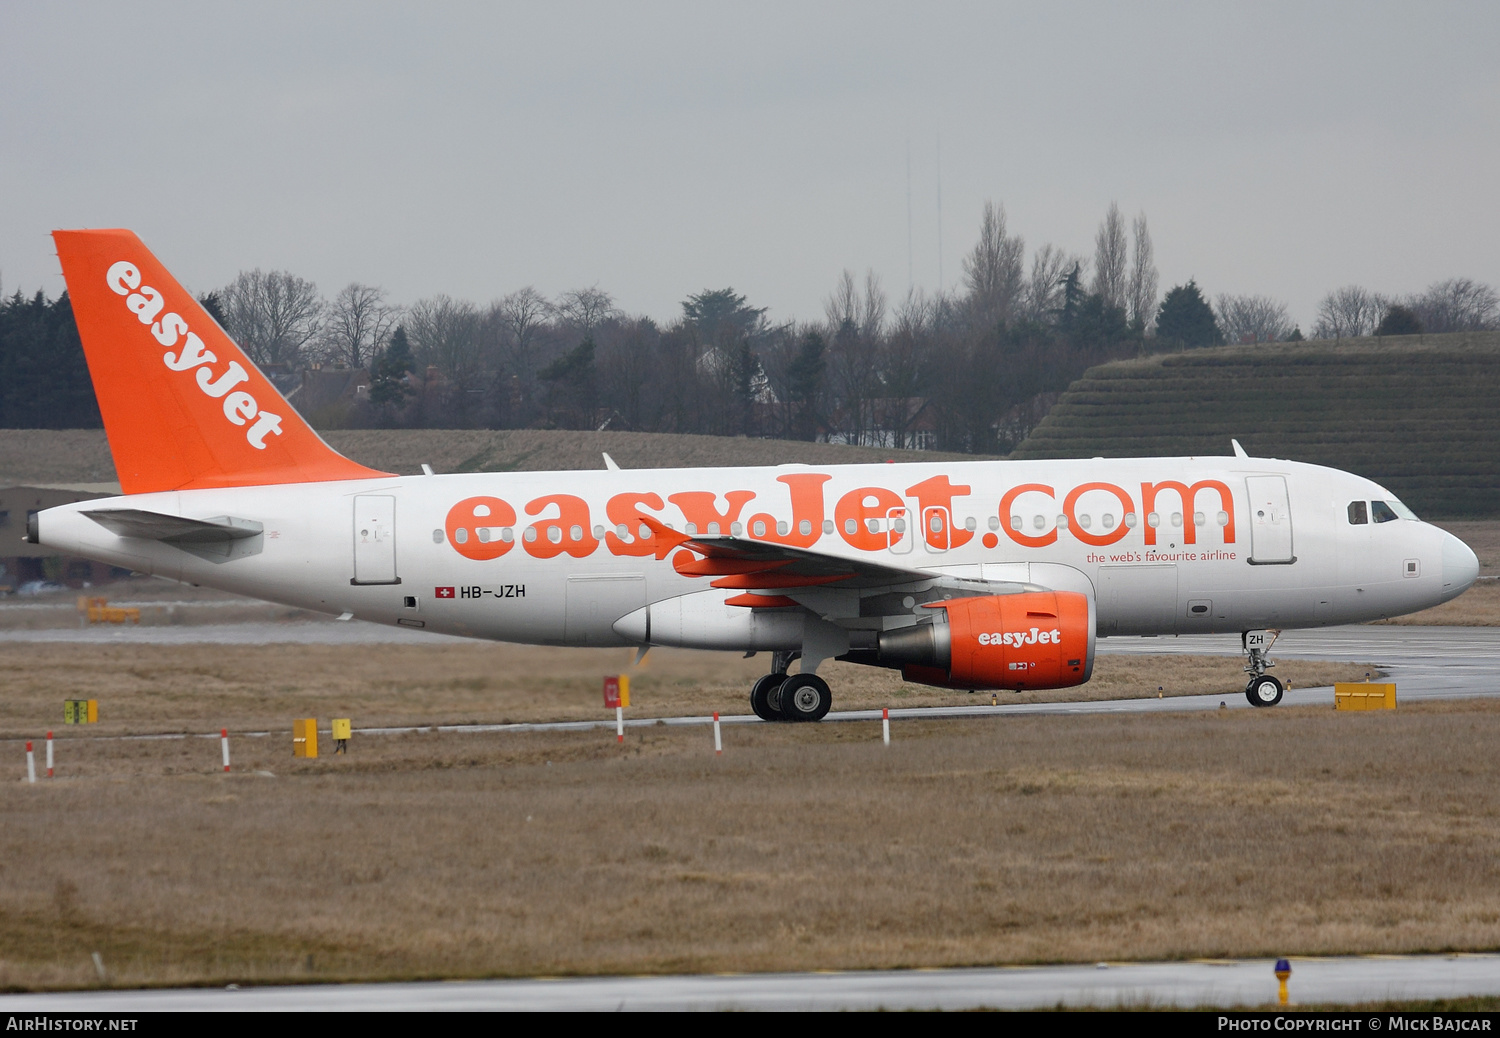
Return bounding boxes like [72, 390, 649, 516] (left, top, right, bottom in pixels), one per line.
[749, 652, 833, 723]
[1242, 629, 1284, 707]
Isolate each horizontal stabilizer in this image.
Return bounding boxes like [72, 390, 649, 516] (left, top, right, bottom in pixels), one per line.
[82, 508, 264, 563]
[83, 508, 263, 542]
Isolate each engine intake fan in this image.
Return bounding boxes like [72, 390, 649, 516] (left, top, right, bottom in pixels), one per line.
[876, 590, 1095, 690]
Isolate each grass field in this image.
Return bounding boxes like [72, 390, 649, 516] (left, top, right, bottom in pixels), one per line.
[1011, 331, 1500, 518]
[0, 635, 1375, 737]
[3, 696, 1498, 991]
[1375, 520, 1500, 625]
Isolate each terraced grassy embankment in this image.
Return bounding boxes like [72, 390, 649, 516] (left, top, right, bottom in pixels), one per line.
[1012, 331, 1500, 518]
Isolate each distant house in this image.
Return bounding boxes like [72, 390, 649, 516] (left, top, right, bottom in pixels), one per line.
[252, 364, 373, 428]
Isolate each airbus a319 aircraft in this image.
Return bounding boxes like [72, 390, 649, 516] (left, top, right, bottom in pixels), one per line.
[30, 230, 1481, 720]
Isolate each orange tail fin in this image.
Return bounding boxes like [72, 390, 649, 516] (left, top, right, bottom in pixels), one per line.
[53, 229, 391, 494]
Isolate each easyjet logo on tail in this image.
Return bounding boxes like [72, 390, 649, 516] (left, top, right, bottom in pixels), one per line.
[105, 261, 284, 450]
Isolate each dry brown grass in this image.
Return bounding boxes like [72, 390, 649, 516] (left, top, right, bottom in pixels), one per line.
[3, 699, 1498, 991]
[1374, 520, 1500, 626]
[1376, 579, 1500, 626]
[1435, 521, 1500, 577]
[0, 639, 1373, 738]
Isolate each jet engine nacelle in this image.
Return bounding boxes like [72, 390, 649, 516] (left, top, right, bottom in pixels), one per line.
[877, 590, 1095, 690]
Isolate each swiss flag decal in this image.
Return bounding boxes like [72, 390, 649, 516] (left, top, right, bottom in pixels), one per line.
[435, 587, 455, 599]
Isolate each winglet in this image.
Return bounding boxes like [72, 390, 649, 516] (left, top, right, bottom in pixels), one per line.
[1231, 439, 1249, 458]
[52, 229, 392, 494]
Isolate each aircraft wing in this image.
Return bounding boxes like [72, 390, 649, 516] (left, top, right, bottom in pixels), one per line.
[639, 514, 947, 594]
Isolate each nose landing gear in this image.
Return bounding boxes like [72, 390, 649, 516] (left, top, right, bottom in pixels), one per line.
[1242, 629, 1284, 707]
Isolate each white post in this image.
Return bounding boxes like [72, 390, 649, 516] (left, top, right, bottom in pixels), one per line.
[26, 741, 35, 784]
[220, 728, 230, 772]
[615, 706, 624, 744]
[882, 708, 890, 746]
[713, 711, 722, 754]
[46, 732, 54, 778]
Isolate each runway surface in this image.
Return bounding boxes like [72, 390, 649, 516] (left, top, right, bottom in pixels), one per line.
[3, 954, 1497, 1011]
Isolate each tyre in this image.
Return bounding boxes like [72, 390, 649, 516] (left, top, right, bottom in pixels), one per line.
[1245, 675, 1284, 707]
[777, 673, 832, 722]
[749, 673, 787, 721]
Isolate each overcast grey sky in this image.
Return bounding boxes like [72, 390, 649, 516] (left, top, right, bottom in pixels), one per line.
[2, 1, 1496, 330]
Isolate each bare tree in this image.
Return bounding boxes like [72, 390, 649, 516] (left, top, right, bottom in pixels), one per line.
[1313, 285, 1382, 339]
[1215, 294, 1293, 343]
[823, 269, 885, 445]
[493, 286, 551, 367]
[1409, 277, 1499, 333]
[860, 269, 887, 341]
[319, 283, 400, 369]
[554, 286, 619, 333]
[961, 200, 1025, 329]
[406, 294, 484, 389]
[1127, 212, 1159, 332]
[219, 270, 324, 368]
[1021, 244, 1078, 323]
[879, 288, 937, 448]
[1091, 201, 1128, 313]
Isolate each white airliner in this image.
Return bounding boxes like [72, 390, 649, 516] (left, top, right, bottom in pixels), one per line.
[29, 230, 1480, 720]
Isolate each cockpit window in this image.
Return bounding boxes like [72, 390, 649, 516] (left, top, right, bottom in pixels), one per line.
[1387, 498, 1419, 520]
[1371, 500, 1399, 523]
[1347, 501, 1368, 525]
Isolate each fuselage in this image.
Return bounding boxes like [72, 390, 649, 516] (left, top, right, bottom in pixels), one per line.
[36, 455, 1479, 648]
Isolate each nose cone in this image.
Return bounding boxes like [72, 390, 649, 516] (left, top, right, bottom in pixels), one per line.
[1440, 532, 1480, 602]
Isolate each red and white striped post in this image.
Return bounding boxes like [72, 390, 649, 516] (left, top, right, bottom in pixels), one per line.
[882, 708, 890, 746]
[45, 731, 53, 778]
[25, 741, 35, 784]
[220, 728, 230, 772]
[615, 706, 624, 744]
[712, 711, 722, 754]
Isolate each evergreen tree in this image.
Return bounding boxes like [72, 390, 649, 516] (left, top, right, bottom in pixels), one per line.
[786, 330, 826, 441]
[681, 288, 766, 342]
[197, 291, 229, 330]
[0, 290, 101, 428]
[1375, 304, 1423, 336]
[369, 326, 416, 406]
[1057, 263, 1086, 326]
[538, 336, 597, 427]
[1154, 280, 1224, 349]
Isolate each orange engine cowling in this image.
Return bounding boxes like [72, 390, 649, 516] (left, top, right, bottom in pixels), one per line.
[879, 590, 1095, 691]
